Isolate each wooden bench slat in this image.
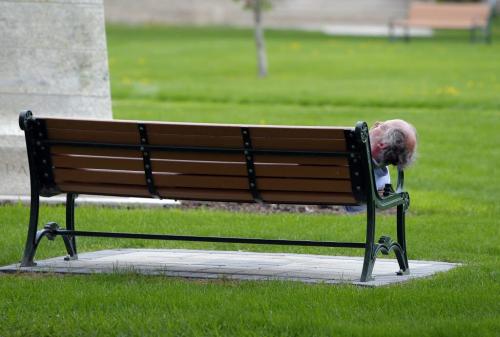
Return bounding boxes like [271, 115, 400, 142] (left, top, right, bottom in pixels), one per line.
[58, 182, 151, 198]
[149, 124, 350, 139]
[53, 168, 353, 193]
[150, 134, 348, 152]
[147, 124, 241, 136]
[157, 188, 253, 202]
[45, 118, 243, 136]
[47, 129, 347, 152]
[254, 154, 348, 166]
[45, 118, 138, 132]
[158, 189, 356, 204]
[45, 118, 351, 139]
[58, 182, 357, 205]
[252, 138, 346, 152]
[256, 164, 350, 179]
[156, 175, 248, 189]
[131, 162, 350, 178]
[248, 126, 348, 139]
[51, 146, 141, 159]
[160, 189, 356, 204]
[51, 146, 246, 162]
[48, 128, 140, 144]
[151, 152, 348, 166]
[149, 151, 244, 162]
[52, 155, 145, 171]
[50, 147, 348, 167]
[51, 155, 350, 179]
[52, 155, 247, 175]
[56, 183, 253, 202]
[48, 129, 346, 151]
[154, 160, 246, 176]
[55, 168, 146, 186]
[148, 134, 242, 148]
[55, 169, 247, 190]
[58, 182, 252, 201]
[259, 178, 352, 193]
[150, 153, 349, 166]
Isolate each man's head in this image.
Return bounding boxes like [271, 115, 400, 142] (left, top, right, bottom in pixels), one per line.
[369, 119, 417, 168]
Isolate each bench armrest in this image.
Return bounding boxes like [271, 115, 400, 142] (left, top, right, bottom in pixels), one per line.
[373, 167, 409, 210]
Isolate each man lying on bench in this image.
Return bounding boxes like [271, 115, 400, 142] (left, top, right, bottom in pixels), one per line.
[346, 119, 417, 213]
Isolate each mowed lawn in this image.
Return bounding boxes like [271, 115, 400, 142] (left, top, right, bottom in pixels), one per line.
[1, 22, 500, 337]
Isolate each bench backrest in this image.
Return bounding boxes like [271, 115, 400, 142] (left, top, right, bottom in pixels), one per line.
[409, 2, 491, 26]
[21, 114, 373, 206]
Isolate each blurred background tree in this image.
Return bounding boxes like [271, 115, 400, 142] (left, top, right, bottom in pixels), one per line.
[235, 0, 274, 77]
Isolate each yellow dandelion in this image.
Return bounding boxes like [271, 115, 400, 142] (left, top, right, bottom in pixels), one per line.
[436, 86, 459, 96]
[444, 86, 459, 96]
[290, 42, 301, 50]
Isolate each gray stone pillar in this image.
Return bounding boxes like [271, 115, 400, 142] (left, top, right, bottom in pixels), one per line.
[0, 0, 112, 196]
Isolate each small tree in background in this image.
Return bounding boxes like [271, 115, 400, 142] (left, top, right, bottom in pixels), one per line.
[235, 0, 273, 77]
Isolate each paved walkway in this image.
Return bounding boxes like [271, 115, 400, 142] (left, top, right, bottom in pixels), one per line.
[0, 249, 458, 287]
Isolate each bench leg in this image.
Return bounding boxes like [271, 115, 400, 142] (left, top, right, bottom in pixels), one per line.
[20, 191, 40, 267]
[360, 202, 376, 282]
[396, 204, 410, 274]
[360, 201, 410, 282]
[63, 193, 78, 260]
[484, 25, 492, 44]
[470, 27, 477, 43]
[404, 25, 410, 43]
[388, 22, 395, 42]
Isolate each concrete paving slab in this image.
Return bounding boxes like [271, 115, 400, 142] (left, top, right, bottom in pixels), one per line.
[0, 249, 459, 287]
[322, 25, 433, 37]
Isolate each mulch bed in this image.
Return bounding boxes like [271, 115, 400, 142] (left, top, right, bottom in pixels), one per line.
[179, 201, 346, 214]
[179, 201, 396, 215]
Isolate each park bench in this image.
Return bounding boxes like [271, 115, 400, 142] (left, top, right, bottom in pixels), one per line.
[389, 1, 493, 43]
[18, 110, 410, 282]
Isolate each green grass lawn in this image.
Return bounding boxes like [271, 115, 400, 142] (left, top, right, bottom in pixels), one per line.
[1, 22, 500, 336]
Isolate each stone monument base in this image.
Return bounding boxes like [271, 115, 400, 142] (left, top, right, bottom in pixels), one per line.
[0, 0, 111, 196]
[0, 135, 29, 195]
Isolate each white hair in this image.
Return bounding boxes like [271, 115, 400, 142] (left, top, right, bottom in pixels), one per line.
[380, 124, 417, 169]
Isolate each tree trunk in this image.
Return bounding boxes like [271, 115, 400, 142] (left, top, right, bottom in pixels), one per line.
[253, 0, 268, 77]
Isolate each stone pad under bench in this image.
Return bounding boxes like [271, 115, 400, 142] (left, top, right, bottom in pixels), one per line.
[0, 249, 459, 287]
